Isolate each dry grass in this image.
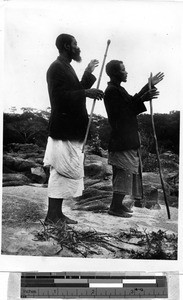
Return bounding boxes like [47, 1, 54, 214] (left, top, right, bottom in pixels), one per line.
[33, 221, 177, 259]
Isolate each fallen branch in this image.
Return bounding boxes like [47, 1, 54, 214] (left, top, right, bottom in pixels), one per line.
[33, 220, 177, 259]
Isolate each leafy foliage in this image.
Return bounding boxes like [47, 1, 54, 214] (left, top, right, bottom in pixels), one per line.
[3, 107, 50, 147]
[90, 111, 180, 157]
[3, 108, 180, 159]
[89, 114, 111, 150]
[137, 111, 180, 155]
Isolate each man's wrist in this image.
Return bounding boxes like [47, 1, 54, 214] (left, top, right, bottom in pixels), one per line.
[85, 67, 92, 74]
[85, 89, 89, 97]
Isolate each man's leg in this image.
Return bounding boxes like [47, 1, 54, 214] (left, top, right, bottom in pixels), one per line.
[108, 192, 133, 218]
[44, 197, 62, 224]
[44, 197, 78, 225]
[108, 166, 133, 218]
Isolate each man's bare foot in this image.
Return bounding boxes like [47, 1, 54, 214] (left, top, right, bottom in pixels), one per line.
[44, 214, 78, 225]
[108, 209, 132, 218]
[44, 216, 60, 226]
[61, 214, 78, 224]
[121, 204, 133, 213]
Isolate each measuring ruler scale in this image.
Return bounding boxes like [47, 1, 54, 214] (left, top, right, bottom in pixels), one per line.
[21, 272, 168, 298]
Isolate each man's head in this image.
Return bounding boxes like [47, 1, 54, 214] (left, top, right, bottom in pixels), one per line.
[106, 60, 127, 83]
[55, 34, 81, 62]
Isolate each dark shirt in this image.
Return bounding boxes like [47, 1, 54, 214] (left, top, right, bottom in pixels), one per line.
[47, 55, 96, 141]
[104, 81, 148, 151]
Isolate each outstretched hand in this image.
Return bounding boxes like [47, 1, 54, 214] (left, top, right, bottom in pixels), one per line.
[149, 72, 164, 86]
[85, 59, 99, 73]
[85, 88, 104, 100]
[141, 88, 159, 103]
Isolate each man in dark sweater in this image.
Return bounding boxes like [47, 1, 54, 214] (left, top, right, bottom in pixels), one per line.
[44, 34, 103, 225]
[104, 60, 164, 218]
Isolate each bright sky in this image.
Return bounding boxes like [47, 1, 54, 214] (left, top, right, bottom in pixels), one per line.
[2, 0, 183, 117]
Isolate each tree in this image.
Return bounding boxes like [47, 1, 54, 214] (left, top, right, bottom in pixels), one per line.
[3, 108, 180, 156]
[89, 114, 111, 150]
[138, 111, 180, 155]
[3, 108, 50, 147]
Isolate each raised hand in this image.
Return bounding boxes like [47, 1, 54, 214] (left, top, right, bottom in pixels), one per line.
[85, 88, 104, 100]
[141, 88, 159, 102]
[85, 59, 99, 73]
[150, 72, 164, 86]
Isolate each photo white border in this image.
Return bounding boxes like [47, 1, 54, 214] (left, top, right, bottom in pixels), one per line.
[0, 0, 183, 280]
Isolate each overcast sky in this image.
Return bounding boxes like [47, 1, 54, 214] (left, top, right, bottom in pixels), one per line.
[2, 0, 183, 117]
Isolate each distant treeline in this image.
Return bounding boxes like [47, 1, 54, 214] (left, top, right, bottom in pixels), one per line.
[3, 107, 180, 155]
[90, 110, 180, 155]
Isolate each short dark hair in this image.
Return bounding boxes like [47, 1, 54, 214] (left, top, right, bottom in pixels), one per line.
[106, 60, 123, 78]
[55, 34, 74, 52]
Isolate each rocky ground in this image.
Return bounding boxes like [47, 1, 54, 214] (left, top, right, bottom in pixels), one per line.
[1, 143, 179, 259]
[1, 184, 178, 259]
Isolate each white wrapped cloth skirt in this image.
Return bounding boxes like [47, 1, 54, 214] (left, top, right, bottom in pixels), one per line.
[43, 137, 84, 199]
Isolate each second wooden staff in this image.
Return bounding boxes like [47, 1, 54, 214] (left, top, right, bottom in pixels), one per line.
[82, 40, 111, 153]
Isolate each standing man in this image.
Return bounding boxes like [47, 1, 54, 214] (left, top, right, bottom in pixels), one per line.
[104, 60, 164, 218]
[44, 33, 103, 225]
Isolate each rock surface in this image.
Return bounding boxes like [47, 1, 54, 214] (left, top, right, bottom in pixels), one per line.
[3, 173, 31, 186]
[3, 145, 179, 209]
[1, 145, 179, 258]
[1, 185, 178, 258]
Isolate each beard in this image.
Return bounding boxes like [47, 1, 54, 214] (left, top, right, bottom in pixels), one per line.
[68, 47, 82, 62]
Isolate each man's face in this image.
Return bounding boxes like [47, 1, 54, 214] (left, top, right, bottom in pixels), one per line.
[117, 63, 128, 82]
[68, 37, 82, 62]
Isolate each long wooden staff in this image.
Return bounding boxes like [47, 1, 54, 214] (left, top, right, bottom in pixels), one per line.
[137, 134, 144, 200]
[148, 73, 171, 219]
[82, 40, 111, 153]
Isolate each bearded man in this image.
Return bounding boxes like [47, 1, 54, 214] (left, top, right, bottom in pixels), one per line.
[44, 34, 103, 224]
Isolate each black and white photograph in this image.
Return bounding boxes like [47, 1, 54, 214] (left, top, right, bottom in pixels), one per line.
[0, 0, 182, 262]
